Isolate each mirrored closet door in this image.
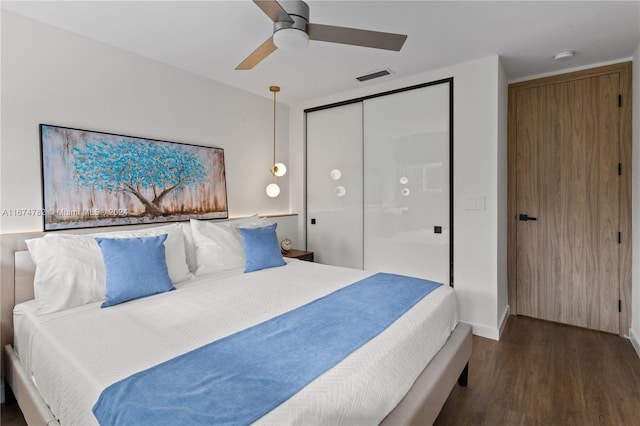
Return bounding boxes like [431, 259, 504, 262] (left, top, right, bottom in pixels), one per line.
[306, 80, 452, 285]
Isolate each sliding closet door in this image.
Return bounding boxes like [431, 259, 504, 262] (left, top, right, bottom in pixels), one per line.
[363, 83, 450, 284]
[306, 103, 363, 268]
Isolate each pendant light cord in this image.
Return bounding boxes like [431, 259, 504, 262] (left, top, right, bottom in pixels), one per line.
[273, 88, 276, 168]
[270, 86, 280, 174]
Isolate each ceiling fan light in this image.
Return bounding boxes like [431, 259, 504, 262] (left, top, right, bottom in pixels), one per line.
[273, 28, 309, 50]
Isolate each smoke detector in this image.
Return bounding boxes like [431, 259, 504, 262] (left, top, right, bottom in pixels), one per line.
[553, 50, 575, 61]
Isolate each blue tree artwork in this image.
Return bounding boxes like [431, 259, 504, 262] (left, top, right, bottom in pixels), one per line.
[40, 125, 228, 230]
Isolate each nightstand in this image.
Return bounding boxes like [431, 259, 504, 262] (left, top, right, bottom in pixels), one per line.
[283, 249, 314, 262]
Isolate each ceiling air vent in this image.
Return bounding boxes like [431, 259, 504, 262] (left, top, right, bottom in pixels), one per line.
[356, 69, 393, 82]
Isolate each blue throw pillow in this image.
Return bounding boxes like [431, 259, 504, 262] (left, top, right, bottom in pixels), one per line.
[238, 223, 286, 273]
[96, 235, 175, 308]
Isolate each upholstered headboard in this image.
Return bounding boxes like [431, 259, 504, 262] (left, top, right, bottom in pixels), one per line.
[1, 229, 43, 377]
[0, 214, 299, 378]
[14, 251, 36, 305]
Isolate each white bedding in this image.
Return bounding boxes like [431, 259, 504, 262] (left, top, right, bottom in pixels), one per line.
[14, 259, 458, 425]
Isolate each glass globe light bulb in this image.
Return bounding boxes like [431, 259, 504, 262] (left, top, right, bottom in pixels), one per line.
[273, 163, 287, 177]
[266, 183, 280, 197]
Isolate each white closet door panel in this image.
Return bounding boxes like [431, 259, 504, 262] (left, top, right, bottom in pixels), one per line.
[306, 103, 363, 268]
[363, 84, 450, 284]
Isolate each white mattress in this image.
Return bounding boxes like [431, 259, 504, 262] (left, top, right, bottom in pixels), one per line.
[13, 259, 458, 425]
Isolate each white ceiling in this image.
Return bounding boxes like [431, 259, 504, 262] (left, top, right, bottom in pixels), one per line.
[3, 1, 639, 105]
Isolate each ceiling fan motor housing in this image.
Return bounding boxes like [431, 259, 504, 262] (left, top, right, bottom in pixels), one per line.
[273, 0, 309, 33]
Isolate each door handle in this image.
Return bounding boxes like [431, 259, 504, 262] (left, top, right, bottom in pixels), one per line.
[519, 213, 537, 222]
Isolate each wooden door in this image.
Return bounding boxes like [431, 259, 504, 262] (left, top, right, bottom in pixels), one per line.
[514, 73, 620, 333]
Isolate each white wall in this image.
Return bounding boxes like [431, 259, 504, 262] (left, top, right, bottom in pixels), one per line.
[631, 40, 640, 357]
[290, 55, 508, 340]
[496, 58, 509, 334]
[1, 11, 290, 235]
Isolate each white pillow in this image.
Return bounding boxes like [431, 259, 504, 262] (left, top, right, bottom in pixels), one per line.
[26, 235, 106, 314]
[190, 216, 272, 276]
[179, 222, 198, 273]
[28, 224, 192, 313]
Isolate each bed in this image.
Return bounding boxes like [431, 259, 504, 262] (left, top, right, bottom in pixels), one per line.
[1, 216, 472, 425]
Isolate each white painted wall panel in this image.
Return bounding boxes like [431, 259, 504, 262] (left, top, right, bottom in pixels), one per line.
[292, 56, 506, 340]
[1, 11, 290, 234]
[631, 40, 640, 354]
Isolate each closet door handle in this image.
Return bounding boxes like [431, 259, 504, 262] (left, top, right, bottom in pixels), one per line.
[519, 213, 537, 222]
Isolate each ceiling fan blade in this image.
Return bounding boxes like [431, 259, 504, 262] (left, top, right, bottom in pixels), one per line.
[253, 0, 293, 24]
[235, 36, 278, 70]
[308, 23, 407, 51]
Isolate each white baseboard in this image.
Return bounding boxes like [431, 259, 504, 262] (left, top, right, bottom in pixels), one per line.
[462, 305, 511, 341]
[630, 328, 640, 359]
[498, 305, 510, 339]
[466, 321, 500, 341]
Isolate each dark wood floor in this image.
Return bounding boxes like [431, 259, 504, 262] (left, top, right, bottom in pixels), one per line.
[435, 315, 640, 425]
[2, 315, 639, 425]
[0, 397, 26, 426]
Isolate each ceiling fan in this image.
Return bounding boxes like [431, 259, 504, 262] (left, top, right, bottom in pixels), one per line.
[236, 0, 408, 70]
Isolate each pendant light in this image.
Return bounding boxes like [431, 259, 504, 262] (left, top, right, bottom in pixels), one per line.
[266, 85, 286, 197]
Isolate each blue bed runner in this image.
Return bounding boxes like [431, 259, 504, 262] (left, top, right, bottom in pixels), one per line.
[92, 272, 441, 425]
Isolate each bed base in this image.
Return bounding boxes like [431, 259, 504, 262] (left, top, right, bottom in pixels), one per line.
[4, 344, 58, 425]
[381, 321, 472, 425]
[4, 322, 471, 426]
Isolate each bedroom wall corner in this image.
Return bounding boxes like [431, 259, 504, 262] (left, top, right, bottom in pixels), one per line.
[631, 328, 640, 359]
[0, 10, 291, 235]
[288, 107, 306, 250]
[496, 56, 509, 338]
[631, 38, 640, 358]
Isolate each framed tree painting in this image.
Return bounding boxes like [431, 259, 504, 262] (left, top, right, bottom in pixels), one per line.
[40, 124, 228, 230]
